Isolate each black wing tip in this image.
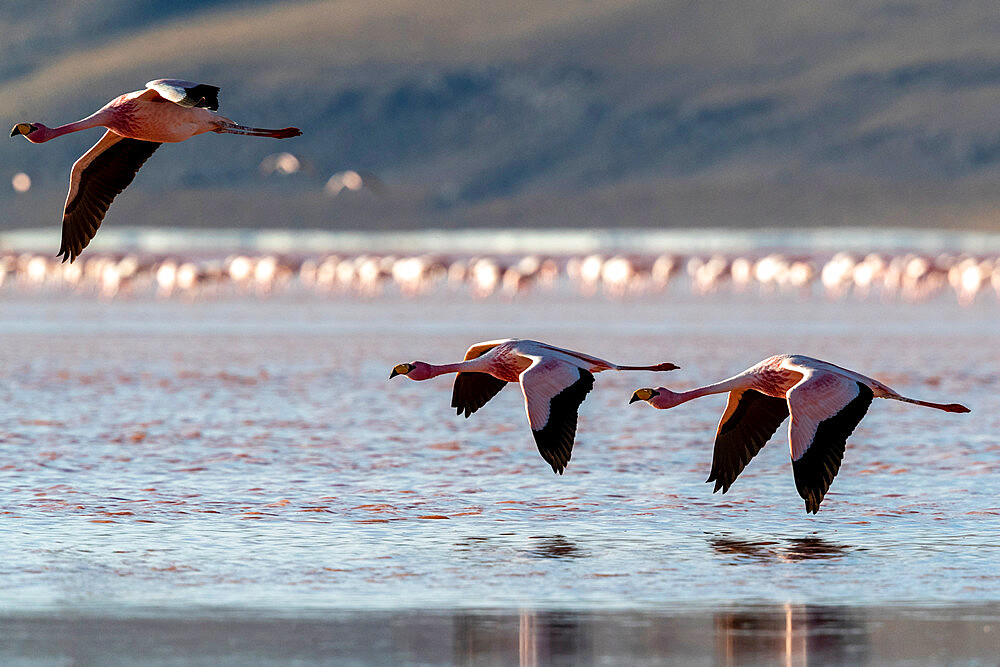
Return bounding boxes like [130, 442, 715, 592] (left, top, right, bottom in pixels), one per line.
[707, 477, 730, 494]
[534, 428, 572, 475]
[794, 474, 830, 515]
[57, 239, 79, 263]
[453, 402, 474, 418]
[187, 84, 220, 111]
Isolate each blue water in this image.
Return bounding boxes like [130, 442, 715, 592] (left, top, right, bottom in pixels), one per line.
[0, 290, 997, 614]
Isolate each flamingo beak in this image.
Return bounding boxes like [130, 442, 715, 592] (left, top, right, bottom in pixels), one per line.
[629, 388, 658, 404]
[389, 363, 413, 379]
[10, 123, 34, 137]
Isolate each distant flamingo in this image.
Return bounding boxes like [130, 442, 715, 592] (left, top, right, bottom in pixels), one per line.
[11, 79, 301, 262]
[630, 354, 969, 513]
[390, 339, 679, 473]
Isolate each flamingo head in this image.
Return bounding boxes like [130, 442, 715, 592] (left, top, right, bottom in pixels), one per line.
[389, 361, 434, 380]
[630, 387, 683, 408]
[10, 122, 47, 143]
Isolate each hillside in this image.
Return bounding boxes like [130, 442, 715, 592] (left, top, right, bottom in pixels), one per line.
[2, 0, 1000, 233]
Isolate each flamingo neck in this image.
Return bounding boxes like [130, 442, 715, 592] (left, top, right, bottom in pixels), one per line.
[680, 375, 753, 403]
[38, 113, 108, 142]
[424, 359, 490, 378]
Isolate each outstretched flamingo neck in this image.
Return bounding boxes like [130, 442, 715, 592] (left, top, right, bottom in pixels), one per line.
[689, 374, 755, 400]
[32, 112, 110, 143]
[424, 361, 475, 378]
[411, 357, 494, 380]
[650, 374, 752, 409]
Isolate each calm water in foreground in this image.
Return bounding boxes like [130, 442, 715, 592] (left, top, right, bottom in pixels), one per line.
[1, 289, 997, 662]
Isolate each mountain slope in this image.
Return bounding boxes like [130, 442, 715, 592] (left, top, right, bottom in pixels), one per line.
[3, 0, 1000, 232]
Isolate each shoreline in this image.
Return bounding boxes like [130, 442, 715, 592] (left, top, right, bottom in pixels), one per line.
[5, 226, 1000, 256]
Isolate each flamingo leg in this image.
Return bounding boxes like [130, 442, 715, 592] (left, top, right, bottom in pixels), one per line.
[215, 123, 301, 138]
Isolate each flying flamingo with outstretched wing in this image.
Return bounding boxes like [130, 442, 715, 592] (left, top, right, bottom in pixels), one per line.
[391, 338, 679, 474]
[11, 79, 301, 262]
[630, 354, 970, 513]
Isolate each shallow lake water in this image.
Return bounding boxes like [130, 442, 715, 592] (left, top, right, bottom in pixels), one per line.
[0, 288, 998, 661]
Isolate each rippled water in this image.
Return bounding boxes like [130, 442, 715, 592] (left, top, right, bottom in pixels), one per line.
[0, 289, 997, 619]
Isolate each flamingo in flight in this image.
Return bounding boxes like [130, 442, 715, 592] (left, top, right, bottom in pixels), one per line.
[10, 79, 302, 262]
[390, 339, 679, 473]
[630, 354, 969, 513]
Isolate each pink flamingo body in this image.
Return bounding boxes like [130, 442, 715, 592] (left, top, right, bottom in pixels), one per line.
[630, 354, 970, 513]
[11, 79, 301, 262]
[391, 338, 679, 473]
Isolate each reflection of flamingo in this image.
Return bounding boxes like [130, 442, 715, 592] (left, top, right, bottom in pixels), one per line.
[390, 339, 678, 473]
[526, 535, 585, 559]
[710, 535, 849, 562]
[630, 354, 969, 513]
[11, 79, 301, 262]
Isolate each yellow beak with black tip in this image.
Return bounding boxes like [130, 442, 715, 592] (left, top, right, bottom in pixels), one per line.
[390, 363, 414, 378]
[10, 123, 34, 137]
[629, 388, 659, 404]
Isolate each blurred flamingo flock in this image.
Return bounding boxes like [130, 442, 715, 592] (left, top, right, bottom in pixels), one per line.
[2, 246, 999, 305]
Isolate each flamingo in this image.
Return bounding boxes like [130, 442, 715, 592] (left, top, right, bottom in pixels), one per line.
[629, 354, 970, 513]
[390, 339, 679, 473]
[10, 79, 302, 262]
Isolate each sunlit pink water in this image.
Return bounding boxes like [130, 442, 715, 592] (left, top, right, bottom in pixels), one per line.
[0, 289, 997, 612]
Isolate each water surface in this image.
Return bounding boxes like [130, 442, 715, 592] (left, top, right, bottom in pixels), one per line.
[0, 291, 997, 626]
[0, 289, 1000, 665]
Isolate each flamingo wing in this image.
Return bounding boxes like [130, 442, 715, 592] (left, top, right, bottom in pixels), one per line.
[707, 389, 789, 493]
[145, 79, 220, 111]
[519, 358, 595, 474]
[59, 131, 161, 263]
[787, 373, 874, 514]
[451, 340, 511, 417]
